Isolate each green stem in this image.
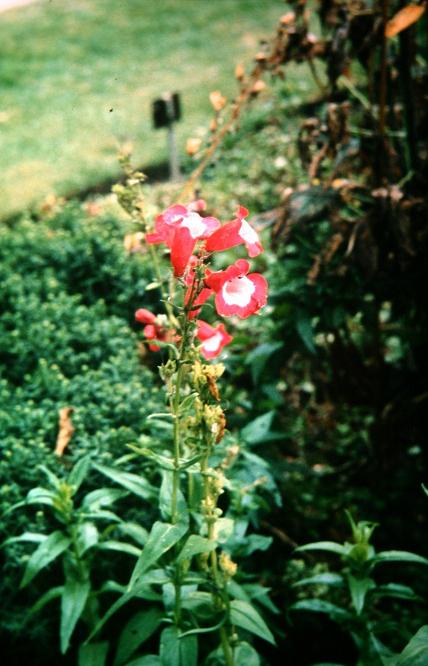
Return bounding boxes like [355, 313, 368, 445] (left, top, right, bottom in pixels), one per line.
[201, 454, 234, 665]
[220, 626, 234, 666]
[148, 244, 174, 319]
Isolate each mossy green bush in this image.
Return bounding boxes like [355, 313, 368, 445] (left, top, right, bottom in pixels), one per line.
[0, 204, 163, 525]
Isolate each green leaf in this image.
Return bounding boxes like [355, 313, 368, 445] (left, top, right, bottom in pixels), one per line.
[176, 535, 216, 564]
[296, 316, 316, 354]
[39, 465, 62, 489]
[76, 522, 99, 556]
[241, 411, 277, 445]
[20, 530, 71, 588]
[213, 517, 234, 544]
[374, 550, 428, 566]
[114, 607, 163, 665]
[82, 488, 128, 510]
[234, 641, 260, 666]
[78, 642, 109, 666]
[29, 586, 63, 615]
[159, 471, 188, 523]
[230, 599, 275, 645]
[348, 575, 374, 614]
[2, 532, 47, 547]
[245, 342, 283, 384]
[69, 456, 92, 491]
[159, 626, 197, 666]
[395, 626, 428, 665]
[293, 573, 344, 588]
[117, 522, 149, 546]
[295, 541, 347, 556]
[97, 540, 141, 558]
[60, 575, 90, 653]
[124, 658, 161, 666]
[25, 487, 56, 507]
[373, 583, 419, 601]
[290, 599, 352, 622]
[93, 463, 154, 501]
[130, 521, 188, 587]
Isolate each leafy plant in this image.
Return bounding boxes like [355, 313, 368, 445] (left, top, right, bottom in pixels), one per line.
[291, 514, 428, 665]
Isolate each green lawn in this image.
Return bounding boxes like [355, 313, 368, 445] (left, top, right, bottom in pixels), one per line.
[0, 0, 282, 218]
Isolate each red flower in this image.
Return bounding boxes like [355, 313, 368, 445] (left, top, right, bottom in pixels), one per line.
[204, 259, 267, 318]
[146, 202, 221, 276]
[135, 308, 170, 351]
[196, 320, 233, 359]
[205, 206, 263, 258]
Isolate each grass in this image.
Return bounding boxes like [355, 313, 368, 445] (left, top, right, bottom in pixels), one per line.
[0, 0, 283, 218]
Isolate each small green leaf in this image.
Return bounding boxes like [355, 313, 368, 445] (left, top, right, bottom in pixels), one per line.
[293, 573, 344, 587]
[374, 550, 428, 566]
[69, 456, 92, 491]
[29, 586, 63, 615]
[26, 487, 56, 507]
[114, 607, 163, 665]
[230, 599, 275, 645]
[348, 575, 374, 614]
[159, 626, 197, 666]
[296, 316, 316, 354]
[290, 599, 352, 622]
[130, 521, 188, 587]
[234, 641, 260, 666]
[60, 576, 90, 653]
[295, 541, 347, 556]
[2, 532, 47, 547]
[76, 523, 98, 556]
[373, 583, 419, 601]
[98, 540, 141, 558]
[241, 411, 277, 445]
[93, 463, 154, 501]
[177, 535, 216, 563]
[78, 642, 109, 666]
[21, 530, 71, 588]
[82, 488, 128, 510]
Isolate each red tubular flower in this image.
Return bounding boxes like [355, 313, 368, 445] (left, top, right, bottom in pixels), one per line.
[204, 259, 268, 319]
[135, 309, 170, 351]
[146, 202, 221, 276]
[196, 320, 233, 359]
[205, 206, 263, 258]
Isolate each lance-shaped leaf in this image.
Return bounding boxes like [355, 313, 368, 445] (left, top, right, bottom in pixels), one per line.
[290, 599, 353, 622]
[373, 550, 428, 567]
[20, 531, 71, 588]
[69, 456, 92, 491]
[60, 575, 91, 653]
[114, 607, 163, 665]
[130, 521, 188, 587]
[93, 463, 154, 500]
[230, 599, 275, 645]
[176, 535, 216, 564]
[295, 541, 348, 556]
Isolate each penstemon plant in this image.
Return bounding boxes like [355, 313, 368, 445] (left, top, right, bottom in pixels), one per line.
[99, 196, 272, 665]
